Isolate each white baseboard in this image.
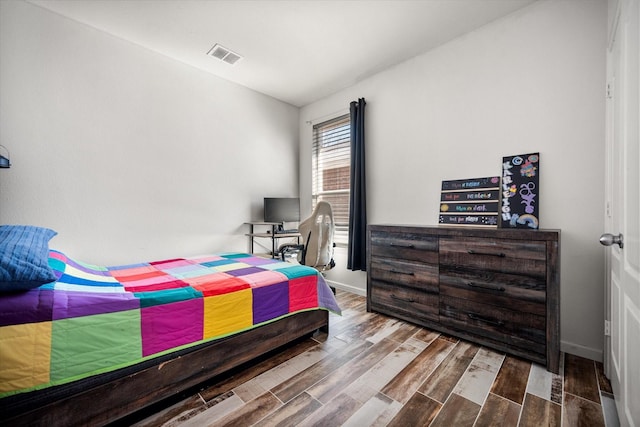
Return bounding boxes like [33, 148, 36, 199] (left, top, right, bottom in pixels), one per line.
[561, 340, 603, 362]
[325, 279, 366, 297]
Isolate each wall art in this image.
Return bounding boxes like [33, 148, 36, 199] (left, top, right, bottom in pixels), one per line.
[499, 152, 540, 229]
[439, 176, 500, 227]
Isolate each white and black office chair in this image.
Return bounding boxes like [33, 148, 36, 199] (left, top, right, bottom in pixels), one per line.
[279, 201, 336, 275]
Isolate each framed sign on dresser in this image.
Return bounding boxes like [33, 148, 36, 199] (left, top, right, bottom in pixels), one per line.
[367, 224, 560, 373]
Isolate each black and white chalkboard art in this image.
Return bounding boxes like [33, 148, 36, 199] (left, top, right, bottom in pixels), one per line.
[499, 152, 540, 229]
[439, 176, 500, 227]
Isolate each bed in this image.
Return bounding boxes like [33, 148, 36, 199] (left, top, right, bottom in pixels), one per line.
[0, 225, 340, 425]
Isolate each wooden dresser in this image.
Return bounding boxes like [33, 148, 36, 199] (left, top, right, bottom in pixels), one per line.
[367, 224, 560, 373]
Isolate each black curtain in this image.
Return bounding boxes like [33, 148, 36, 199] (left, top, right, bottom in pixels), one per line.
[347, 98, 367, 271]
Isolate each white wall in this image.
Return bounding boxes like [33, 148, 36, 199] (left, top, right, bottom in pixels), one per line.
[0, 1, 299, 264]
[0, 0, 608, 361]
[300, 0, 607, 361]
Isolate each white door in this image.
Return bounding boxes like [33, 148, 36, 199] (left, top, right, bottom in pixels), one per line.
[603, 0, 640, 425]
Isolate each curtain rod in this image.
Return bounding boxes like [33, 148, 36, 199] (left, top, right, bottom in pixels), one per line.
[305, 108, 350, 126]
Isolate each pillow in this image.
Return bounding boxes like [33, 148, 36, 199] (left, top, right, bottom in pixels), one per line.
[0, 225, 58, 292]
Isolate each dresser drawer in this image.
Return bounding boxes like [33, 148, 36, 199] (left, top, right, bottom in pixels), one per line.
[439, 265, 546, 316]
[370, 281, 439, 323]
[370, 257, 438, 292]
[440, 295, 546, 354]
[439, 237, 546, 276]
[370, 231, 438, 263]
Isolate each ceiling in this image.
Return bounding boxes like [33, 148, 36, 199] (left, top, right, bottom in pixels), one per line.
[27, 0, 536, 107]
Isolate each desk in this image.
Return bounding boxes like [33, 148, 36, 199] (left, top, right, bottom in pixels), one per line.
[245, 222, 300, 258]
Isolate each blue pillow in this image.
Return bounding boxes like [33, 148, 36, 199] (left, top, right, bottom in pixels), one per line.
[0, 225, 58, 292]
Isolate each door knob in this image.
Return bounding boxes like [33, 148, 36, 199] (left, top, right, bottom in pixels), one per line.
[600, 233, 624, 249]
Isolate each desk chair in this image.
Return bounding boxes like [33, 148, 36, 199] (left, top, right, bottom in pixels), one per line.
[280, 201, 336, 291]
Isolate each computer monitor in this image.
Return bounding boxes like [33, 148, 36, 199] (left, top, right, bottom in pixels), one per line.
[264, 197, 300, 223]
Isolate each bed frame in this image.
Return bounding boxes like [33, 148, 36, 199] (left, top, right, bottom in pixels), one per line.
[0, 309, 329, 426]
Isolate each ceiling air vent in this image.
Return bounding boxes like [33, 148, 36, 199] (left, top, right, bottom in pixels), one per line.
[207, 44, 242, 65]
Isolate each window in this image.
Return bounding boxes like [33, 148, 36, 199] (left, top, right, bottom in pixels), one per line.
[312, 114, 350, 246]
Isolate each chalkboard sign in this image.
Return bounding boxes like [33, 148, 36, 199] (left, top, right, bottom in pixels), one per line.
[499, 152, 540, 229]
[439, 176, 500, 227]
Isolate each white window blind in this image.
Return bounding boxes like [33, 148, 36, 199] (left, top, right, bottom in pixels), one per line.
[312, 114, 351, 246]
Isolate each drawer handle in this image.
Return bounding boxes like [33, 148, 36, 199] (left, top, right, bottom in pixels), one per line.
[390, 269, 415, 276]
[467, 313, 505, 327]
[390, 243, 415, 249]
[391, 294, 416, 303]
[467, 282, 505, 292]
[467, 249, 506, 258]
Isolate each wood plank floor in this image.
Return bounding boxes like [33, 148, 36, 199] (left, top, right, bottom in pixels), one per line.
[123, 290, 618, 427]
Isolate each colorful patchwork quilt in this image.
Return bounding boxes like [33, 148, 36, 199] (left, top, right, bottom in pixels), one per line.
[0, 250, 341, 397]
